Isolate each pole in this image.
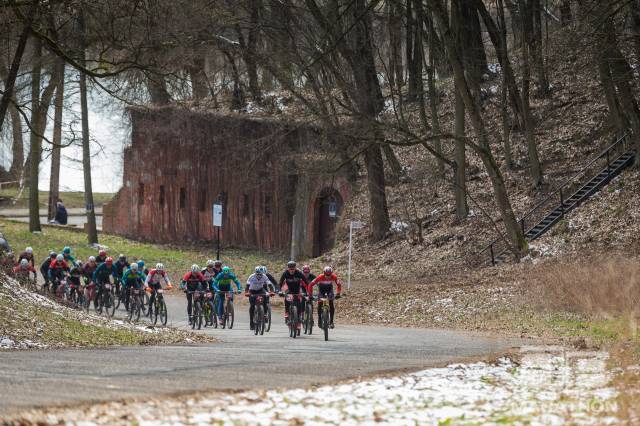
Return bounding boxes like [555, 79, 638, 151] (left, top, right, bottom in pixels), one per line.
[348, 222, 353, 290]
[216, 226, 221, 260]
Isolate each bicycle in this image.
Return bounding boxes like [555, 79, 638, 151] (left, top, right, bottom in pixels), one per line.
[281, 293, 303, 338]
[317, 294, 342, 341]
[151, 288, 168, 326]
[191, 290, 204, 330]
[83, 282, 97, 313]
[265, 293, 273, 333]
[203, 290, 216, 328]
[247, 293, 268, 336]
[217, 291, 235, 329]
[96, 282, 116, 317]
[128, 287, 143, 322]
[303, 296, 314, 335]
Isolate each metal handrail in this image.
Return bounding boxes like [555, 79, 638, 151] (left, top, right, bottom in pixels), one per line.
[479, 133, 630, 259]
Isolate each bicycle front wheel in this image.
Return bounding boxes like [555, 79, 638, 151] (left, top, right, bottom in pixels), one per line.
[322, 307, 329, 341]
[227, 301, 234, 329]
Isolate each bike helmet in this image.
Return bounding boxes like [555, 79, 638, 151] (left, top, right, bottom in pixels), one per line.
[287, 261, 296, 269]
[206, 259, 215, 267]
[49, 251, 57, 258]
[88, 256, 96, 263]
[20, 258, 29, 267]
[258, 266, 267, 274]
[98, 249, 107, 257]
[25, 247, 33, 254]
[302, 265, 310, 273]
[105, 257, 114, 264]
[323, 266, 333, 275]
[214, 260, 222, 267]
[131, 263, 139, 270]
[7, 252, 14, 258]
[222, 266, 231, 274]
[63, 246, 71, 254]
[56, 254, 64, 262]
[191, 264, 200, 273]
[118, 254, 126, 261]
[137, 260, 145, 269]
[156, 263, 164, 271]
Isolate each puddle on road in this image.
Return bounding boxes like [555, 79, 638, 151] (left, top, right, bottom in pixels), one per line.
[10, 346, 623, 425]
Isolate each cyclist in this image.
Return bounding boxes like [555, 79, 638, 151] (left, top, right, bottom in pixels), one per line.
[121, 262, 145, 308]
[137, 260, 149, 278]
[145, 263, 172, 317]
[202, 259, 223, 290]
[18, 246, 35, 268]
[212, 266, 242, 326]
[308, 266, 342, 329]
[301, 265, 316, 325]
[278, 261, 308, 326]
[40, 251, 57, 291]
[263, 266, 279, 291]
[83, 256, 98, 284]
[48, 254, 70, 295]
[61, 246, 77, 266]
[181, 264, 207, 324]
[95, 249, 108, 264]
[0, 252, 15, 275]
[93, 257, 118, 308]
[67, 265, 83, 299]
[114, 254, 130, 295]
[245, 266, 275, 330]
[12, 258, 37, 284]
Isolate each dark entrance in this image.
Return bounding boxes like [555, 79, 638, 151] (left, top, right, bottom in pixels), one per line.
[313, 189, 343, 257]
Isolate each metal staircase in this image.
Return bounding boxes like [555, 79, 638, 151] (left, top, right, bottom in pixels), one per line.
[480, 134, 636, 265]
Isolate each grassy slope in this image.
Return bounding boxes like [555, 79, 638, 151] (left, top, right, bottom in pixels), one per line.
[0, 218, 291, 282]
[0, 188, 114, 209]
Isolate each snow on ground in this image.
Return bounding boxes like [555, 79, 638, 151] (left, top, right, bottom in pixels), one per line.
[11, 346, 620, 425]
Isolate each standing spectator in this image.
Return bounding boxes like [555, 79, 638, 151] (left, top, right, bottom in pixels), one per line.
[54, 200, 68, 225]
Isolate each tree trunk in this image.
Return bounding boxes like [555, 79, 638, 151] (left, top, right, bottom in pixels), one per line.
[560, 0, 572, 26]
[48, 59, 65, 220]
[0, 19, 31, 134]
[189, 54, 209, 101]
[520, 0, 544, 188]
[8, 101, 24, 180]
[28, 38, 43, 233]
[223, 50, 244, 110]
[454, 86, 468, 220]
[530, 0, 549, 96]
[505, 0, 523, 48]
[630, 0, 640, 66]
[364, 143, 391, 240]
[387, 0, 403, 89]
[429, 0, 526, 256]
[383, 145, 403, 184]
[407, 0, 424, 102]
[461, 0, 487, 86]
[147, 76, 171, 105]
[501, 62, 513, 169]
[427, 13, 445, 177]
[78, 12, 98, 245]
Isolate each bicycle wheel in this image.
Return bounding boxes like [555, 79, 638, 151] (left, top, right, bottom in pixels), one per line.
[265, 304, 272, 333]
[114, 287, 121, 309]
[128, 296, 135, 321]
[106, 292, 115, 318]
[134, 296, 141, 322]
[322, 307, 329, 341]
[254, 305, 261, 336]
[291, 305, 298, 339]
[159, 299, 167, 326]
[196, 301, 203, 330]
[227, 300, 234, 329]
[141, 292, 149, 315]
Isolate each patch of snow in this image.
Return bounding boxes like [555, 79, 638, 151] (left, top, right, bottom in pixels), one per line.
[487, 63, 502, 74]
[390, 221, 409, 232]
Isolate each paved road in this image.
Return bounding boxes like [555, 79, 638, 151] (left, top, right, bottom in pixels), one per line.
[0, 294, 521, 414]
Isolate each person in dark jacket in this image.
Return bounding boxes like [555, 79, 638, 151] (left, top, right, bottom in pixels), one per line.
[54, 201, 68, 225]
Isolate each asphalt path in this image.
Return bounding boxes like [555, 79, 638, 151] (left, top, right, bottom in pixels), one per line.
[0, 293, 522, 414]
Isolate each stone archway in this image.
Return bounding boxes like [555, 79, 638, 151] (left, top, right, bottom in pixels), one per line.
[313, 188, 344, 257]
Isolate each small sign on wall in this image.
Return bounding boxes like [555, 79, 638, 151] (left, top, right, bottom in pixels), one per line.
[213, 204, 223, 227]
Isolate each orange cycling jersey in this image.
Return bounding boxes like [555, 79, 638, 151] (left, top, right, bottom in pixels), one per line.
[308, 273, 342, 294]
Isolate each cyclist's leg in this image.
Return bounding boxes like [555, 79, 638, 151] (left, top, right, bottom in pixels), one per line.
[284, 298, 291, 320]
[249, 294, 256, 328]
[215, 292, 224, 319]
[329, 299, 335, 324]
[186, 292, 194, 319]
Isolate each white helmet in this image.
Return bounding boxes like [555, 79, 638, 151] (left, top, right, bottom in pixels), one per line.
[56, 254, 64, 262]
[191, 264, 200, 272]
[25, 247, 33, 254]
[131, 263, 139, 270]
[206, 259, 215, 267]
[20, 258, 29, 267]
[323, 266, 333, 275]
[255, 266, 266, 275]
[88, 256, 96, 262]
[156, 263, 164, 271]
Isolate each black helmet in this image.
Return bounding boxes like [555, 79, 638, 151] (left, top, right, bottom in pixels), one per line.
[287, 261, 296, 269]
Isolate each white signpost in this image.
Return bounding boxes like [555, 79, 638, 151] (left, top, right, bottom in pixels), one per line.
[347, 220, 364, 290]
[213, 204, 223, 259]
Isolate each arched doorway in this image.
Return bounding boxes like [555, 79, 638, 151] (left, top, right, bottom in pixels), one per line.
[313, 189, 343, 257]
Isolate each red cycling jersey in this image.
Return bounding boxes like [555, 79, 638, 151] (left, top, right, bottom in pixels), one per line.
[308, 273, 342, 294]
[12, 264, 36, 274]
[49, 259, 70, 270]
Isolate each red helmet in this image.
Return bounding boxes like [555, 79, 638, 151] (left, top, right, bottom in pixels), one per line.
[99, 250, 107, 257]
[302, 265, 311, 273]
[105, 257, 114, 264]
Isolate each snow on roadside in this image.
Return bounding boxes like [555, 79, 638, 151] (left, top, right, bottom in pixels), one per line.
[10, 346, 620, 425]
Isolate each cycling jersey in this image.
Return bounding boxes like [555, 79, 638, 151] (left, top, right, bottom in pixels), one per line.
[278, 270, 308, 294]
[308, 273, 342, 294]
[62, 253, 76, 266]
[213, 272, 241, 292]
[145, 269, 170, 286]
[95, 254, 107, 264]
[246, 273, 272, 292]
[83, 262, 97, 282]
[18, 251, 35, 267]
[115, 260, 129, 278]
[93, 262, 118, 284]
[122, 269, 145, 289]
[182, 271, 206, 291]
[12, 264, 36, 275]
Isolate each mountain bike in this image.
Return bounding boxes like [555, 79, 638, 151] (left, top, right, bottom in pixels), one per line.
[303, 296, 314, 335]
[282, 293, 302, 338]
[95, 282, 115, 317]
[83, 282, 97, 313]
[191, 290, 204, 330]
[218, 291, 235, 329]
[128, 287, 143, 322]
[203, 291, 216, 327]
[151, 288, 168, 326]
[317, 294, 342, 341]
[265, 293, 273, 332]
[249, 293, 267, 336]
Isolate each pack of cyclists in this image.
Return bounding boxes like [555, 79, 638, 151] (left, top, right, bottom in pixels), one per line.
[0, 244, 343, 334]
